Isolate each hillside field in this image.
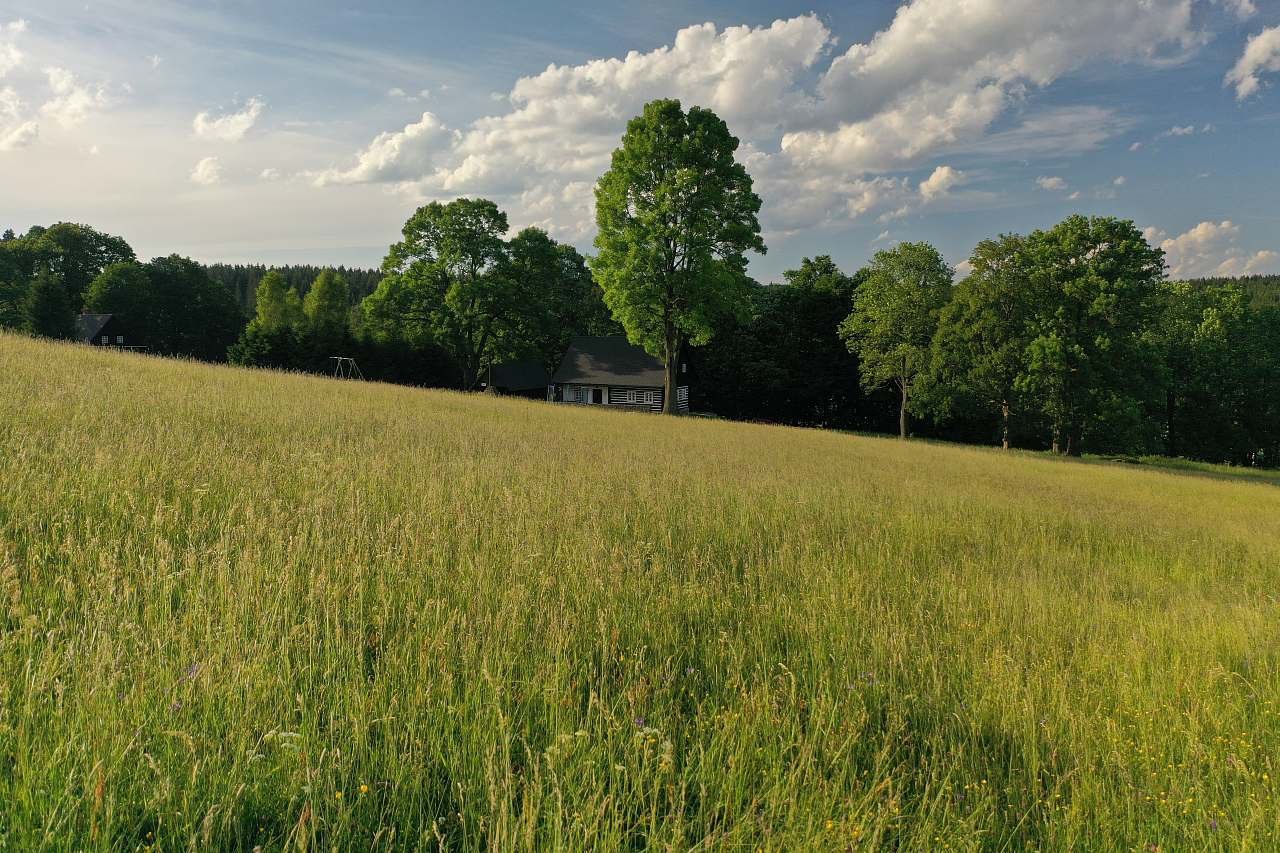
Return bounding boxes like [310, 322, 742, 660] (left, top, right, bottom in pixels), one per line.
[2, 332, 1279, 850]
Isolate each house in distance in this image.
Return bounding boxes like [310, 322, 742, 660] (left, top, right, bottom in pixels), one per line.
[549, 335, 689, 412]
[76, 314, 140, 350]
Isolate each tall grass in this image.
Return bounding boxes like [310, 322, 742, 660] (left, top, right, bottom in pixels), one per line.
[2, 331, 1278, 850]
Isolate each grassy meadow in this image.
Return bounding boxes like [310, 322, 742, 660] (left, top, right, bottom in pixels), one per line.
[2, 331, 1280, 851]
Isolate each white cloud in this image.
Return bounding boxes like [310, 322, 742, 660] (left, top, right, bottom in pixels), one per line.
[0, 85, 35, 150]
[1226, 26, 1280, 100]
[318, 5, 1204, 238]
[40, 66, 108, 128]
[389, 87, 430, 101]
[189, 155, 222, 185]
[1113, 176, 1127, 186]
[149, 54, 162, 70]
[1036, 176, 1067, 191]
[313, 111, 455, 186]
[1153, 220, 1280, 278]
[259, 167, 281, 180]
[1161, 124, 1196, 137]
[918, 164, 965, 202]
[193, 97, 265, 141]
[780, 0, 1200, 173]
[1067, 191, 1082, 200]
[1129, 141, 1143, 152]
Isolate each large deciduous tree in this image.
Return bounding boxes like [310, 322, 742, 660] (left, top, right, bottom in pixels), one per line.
[368, 198, 513, 389]
[591, 99, 765, 413]
[1017, 216, 1163, 456]
[927, 235, 1036, 450]
[840, 242, 952, 439]
[503, 227, 617, 371]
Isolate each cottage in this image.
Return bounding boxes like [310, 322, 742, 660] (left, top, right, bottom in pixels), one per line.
[76, 314, 137, 349]
[549, 335, 689, 413]
[485, 358, 549, 399]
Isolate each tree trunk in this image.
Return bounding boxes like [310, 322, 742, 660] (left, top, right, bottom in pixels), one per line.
[1066, 422, 1083, 457]
[898, 379, 909, 440]
[662, 327, 681, 415]
[1051, 423, 1062, 455]
[1000, 400, 1010, 451]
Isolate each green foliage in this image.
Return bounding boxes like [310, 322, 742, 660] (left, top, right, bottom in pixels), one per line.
[21, 269, 76, 339]
[144, 255, 245, 361]
[927, 235, 1037, 448]
[27, 222, 135, 309]
[503, 227, 618, 371]
[227, 321, 303, 370]
[205, 263, 381, 316]
[841, 242, 952, 438]
[84, 261, 155, 338]
[1016, 216, 1164, 456]
[591, 99, 764, 412]
[373, 198, 514, 389]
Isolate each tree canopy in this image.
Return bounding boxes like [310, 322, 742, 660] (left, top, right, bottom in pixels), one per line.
[591, 98, 765, 413]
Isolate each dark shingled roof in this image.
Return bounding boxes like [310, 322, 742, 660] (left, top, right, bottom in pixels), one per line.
[552, 336, 664, 387]
[489, 358, 549, 392]
[76, 313, 113, 342]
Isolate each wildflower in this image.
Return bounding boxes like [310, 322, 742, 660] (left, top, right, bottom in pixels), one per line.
[360, 783, 369, 795]
[634, 716, 646, 728]
[825, 820, 834, 830]
[335, 791, 343, 800]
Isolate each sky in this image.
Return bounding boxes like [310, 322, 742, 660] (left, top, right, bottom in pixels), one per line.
[1, 0, 1279, 283]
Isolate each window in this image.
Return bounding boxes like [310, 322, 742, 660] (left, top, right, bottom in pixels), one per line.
[116, 335, 124, 344]
[100, 335, 109, 344]
[573, 386, 586, 403]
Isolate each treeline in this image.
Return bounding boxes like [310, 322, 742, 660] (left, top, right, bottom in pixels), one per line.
[228, 199, 620, 389]
[1184, 274, 1280, 310]
[0, 224, 243, 360]
[4, 210, 1278, 468]
[205, 263, 383, 316]
[694, 220, 1280, 467]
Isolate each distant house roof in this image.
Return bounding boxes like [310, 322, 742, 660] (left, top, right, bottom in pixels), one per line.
[76, 313, 113, 342]
[552, 335, 665, 387]
[489, 358, 548, 392]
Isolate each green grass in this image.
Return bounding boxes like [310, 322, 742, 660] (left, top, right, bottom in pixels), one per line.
[2, 331, 1279, 851]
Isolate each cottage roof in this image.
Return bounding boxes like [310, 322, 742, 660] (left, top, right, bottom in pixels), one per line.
[489, 358, 548, 391]
[76, 313, 113, 341]
[552, 336, 665, 387]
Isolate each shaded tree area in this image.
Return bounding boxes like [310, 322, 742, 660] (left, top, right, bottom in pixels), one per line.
[691, 257, 870, 429]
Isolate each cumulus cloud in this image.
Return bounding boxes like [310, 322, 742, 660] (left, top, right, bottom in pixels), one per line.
[1035, 176, 1067, 191]
[1226, 26, 1280, 100]
[780, 0, 1200, 173]
[313, 111, 455, 186]
[259, 167, 281, 180]
[918, 165, 965, 202]
[193, 97, 265, 141]
[1150, 220, 1280, 278]
[1113, 176, 1127, 186]
[317, 4, 1204, 237]
[40, 66, 108, 128]
[189, 155, 222, 185]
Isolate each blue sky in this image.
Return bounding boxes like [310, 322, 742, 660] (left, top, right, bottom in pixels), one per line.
[1, 0, 1278, 282]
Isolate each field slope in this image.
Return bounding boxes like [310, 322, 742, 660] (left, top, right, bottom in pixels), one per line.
[2, 332, 1279, 850]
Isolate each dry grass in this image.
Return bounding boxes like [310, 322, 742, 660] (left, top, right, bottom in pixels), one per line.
[1, 331, 1279, 850]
